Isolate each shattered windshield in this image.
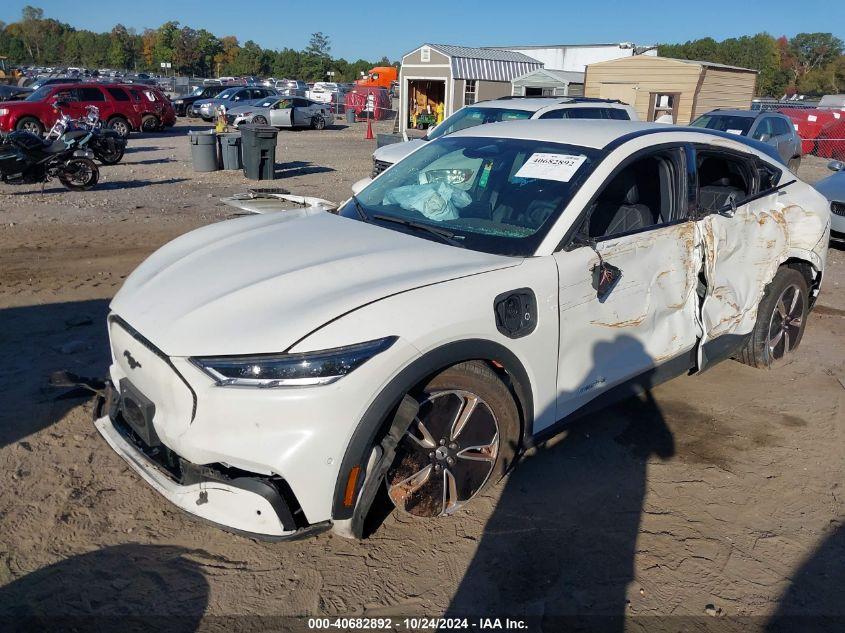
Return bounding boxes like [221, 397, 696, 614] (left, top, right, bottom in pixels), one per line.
[339, 136, 599, 256]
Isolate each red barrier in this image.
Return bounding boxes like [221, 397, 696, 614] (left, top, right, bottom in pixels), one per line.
[344, 87, 392, 121]
[777, 108, 843, 156]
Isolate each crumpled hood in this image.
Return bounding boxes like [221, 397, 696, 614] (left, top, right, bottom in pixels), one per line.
[110, 210, 518, 356]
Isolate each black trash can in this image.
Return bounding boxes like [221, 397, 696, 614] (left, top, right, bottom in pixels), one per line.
[218, 132, 242, 170]
[240, 124, 278, 180]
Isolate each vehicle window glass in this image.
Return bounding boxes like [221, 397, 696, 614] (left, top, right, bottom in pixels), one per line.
[606, 108, 630, 120]
[217, 88, 238, 99]
[257, 98, 276, 108]
[752, 118, 775, 140]
[129, 90, 142, 103]
[293, 98, 308, 106]
[106, 87, 129, 101]
[691, 114, 754, 135]
[427, 107, 532, 140]
[582, 149, 685, 240]
[696, 151, 754, 215]
[26, 86, 54, 101]
[340, 136, 600, 256]
[78, 87, 105, 102]
[54, 89, 79, 103]
[771, 117, 792, 136]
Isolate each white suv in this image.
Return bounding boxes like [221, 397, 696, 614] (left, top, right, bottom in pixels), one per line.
[372, 97, 639, 177]
[95, 120, 828, 541]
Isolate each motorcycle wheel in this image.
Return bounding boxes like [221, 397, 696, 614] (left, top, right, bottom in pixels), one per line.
[97, 146, 125, 165]
[59, 158, 99, 191]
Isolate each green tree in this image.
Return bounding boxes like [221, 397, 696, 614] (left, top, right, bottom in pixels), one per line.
[305, 32, 331, 59]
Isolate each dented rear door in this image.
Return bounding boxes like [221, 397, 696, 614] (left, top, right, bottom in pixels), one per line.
[694, 147, 789, 367]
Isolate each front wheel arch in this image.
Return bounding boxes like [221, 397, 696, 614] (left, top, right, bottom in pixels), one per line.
[331, 339, 534, 532]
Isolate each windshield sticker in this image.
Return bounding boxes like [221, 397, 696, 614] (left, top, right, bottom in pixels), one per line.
[514, 153, 587, 182]
[726, 129, 743, 135]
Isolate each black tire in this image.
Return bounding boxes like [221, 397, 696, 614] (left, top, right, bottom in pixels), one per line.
[58, 157, 99, 191]
[107, 117, 131, 139]
[96, 143, 125, 165]
[16, 116, 44, 136]
[736, 267, 809, 369]
[311, 115, 326, 130]
[788, 156, 802, 172]
[385, 361, 519, 518]
[252, 115, 268, 125]
[141, 114, 160, 132]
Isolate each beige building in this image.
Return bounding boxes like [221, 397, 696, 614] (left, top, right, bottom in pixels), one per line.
[399, 44, 542, 133]
[584, 55, 758, 124]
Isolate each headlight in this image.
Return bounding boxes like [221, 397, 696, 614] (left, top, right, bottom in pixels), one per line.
[174, 99, 183, 104]
[191, 337, 397, 387]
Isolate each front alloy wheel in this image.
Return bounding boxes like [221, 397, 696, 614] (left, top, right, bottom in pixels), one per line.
[385, 362, 519, 518]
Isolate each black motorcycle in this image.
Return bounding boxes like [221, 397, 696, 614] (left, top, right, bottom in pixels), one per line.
[48, 104, 126, 165]
[0, 129, 99, 191]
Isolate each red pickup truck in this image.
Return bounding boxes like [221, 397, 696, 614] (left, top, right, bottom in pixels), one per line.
[0, 82, 175, 137]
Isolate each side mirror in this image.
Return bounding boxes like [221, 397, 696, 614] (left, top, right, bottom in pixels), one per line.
[718, 193, 739, 218]
[828, 160, 845, 172]
[351, 177, 372, 195]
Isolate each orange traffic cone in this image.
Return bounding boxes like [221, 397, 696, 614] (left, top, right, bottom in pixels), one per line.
[365, 116, 374, 140]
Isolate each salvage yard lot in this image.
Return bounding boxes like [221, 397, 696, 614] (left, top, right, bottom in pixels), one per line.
[0, 120, 843, 627]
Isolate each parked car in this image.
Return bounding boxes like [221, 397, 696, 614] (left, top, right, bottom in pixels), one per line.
[93, 119, 829, 541]
[372, 97, 639, 177]
[691, 109, 802, 171]
[307, 82, 347, 105]
[227, 96, 334, 129]
[25, 76, 81, 90]
[811, 160, 845, 243]
[173, 85, 227, 117]
[0, 82, 166, 137]
[191, 86, 279, 121]
[275, 79, 308, 96]
[0, 85, 32, 102]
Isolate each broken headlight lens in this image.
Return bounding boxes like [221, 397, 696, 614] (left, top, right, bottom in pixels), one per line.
[191, 337, 397, 388]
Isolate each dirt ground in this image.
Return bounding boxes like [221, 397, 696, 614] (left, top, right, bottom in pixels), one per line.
[0, 119, 843, 632]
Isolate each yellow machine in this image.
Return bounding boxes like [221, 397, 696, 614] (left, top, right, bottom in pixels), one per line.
[0, 57, 23, 85]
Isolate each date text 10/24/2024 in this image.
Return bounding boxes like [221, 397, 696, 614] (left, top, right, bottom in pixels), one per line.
[307, 617, 529, 630]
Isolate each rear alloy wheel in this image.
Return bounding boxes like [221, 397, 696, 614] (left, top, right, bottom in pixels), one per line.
[788, 156, 802, 172]
[311, 115, 326, 130]
[141, 115, 160, 132]
[386, 362, 519, 518]
[16, 117, 44, 136]
[107, 117, 130, 138]
[736, 267, 809, 368]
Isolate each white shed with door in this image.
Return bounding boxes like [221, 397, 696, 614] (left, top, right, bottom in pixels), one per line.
[399, 44, 542, 133]
[511, 69, 585, 97]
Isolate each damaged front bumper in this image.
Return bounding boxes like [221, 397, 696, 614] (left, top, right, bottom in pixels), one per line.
[91, 384, 330, 541]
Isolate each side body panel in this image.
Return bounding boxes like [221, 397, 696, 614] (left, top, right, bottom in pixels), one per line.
[553, 221, 700, 420]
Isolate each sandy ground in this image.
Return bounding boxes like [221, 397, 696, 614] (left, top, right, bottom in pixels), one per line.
[0, 120, 843, 632]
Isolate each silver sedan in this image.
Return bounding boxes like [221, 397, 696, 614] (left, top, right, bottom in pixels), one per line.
[228, 96, 335, 130]
[813, 160, 845, 243]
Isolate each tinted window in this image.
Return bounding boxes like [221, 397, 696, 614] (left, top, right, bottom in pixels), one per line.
[26, 86, 55, 101]
[691, 114, 754, 136]
[771, 117, 792, 136]
[106, 87, 129, 101]
[540, 107, 626, 120]
[78, 87, 106, 102]
[340, 136, 600, 256]
[606, 108, 631, 120]
[292, 98, 309, 107]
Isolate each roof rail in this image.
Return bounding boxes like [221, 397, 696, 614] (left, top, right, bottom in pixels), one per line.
[496, 95, 625, 105]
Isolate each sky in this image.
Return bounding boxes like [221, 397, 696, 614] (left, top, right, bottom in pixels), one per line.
[3, 0, 845, 62]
